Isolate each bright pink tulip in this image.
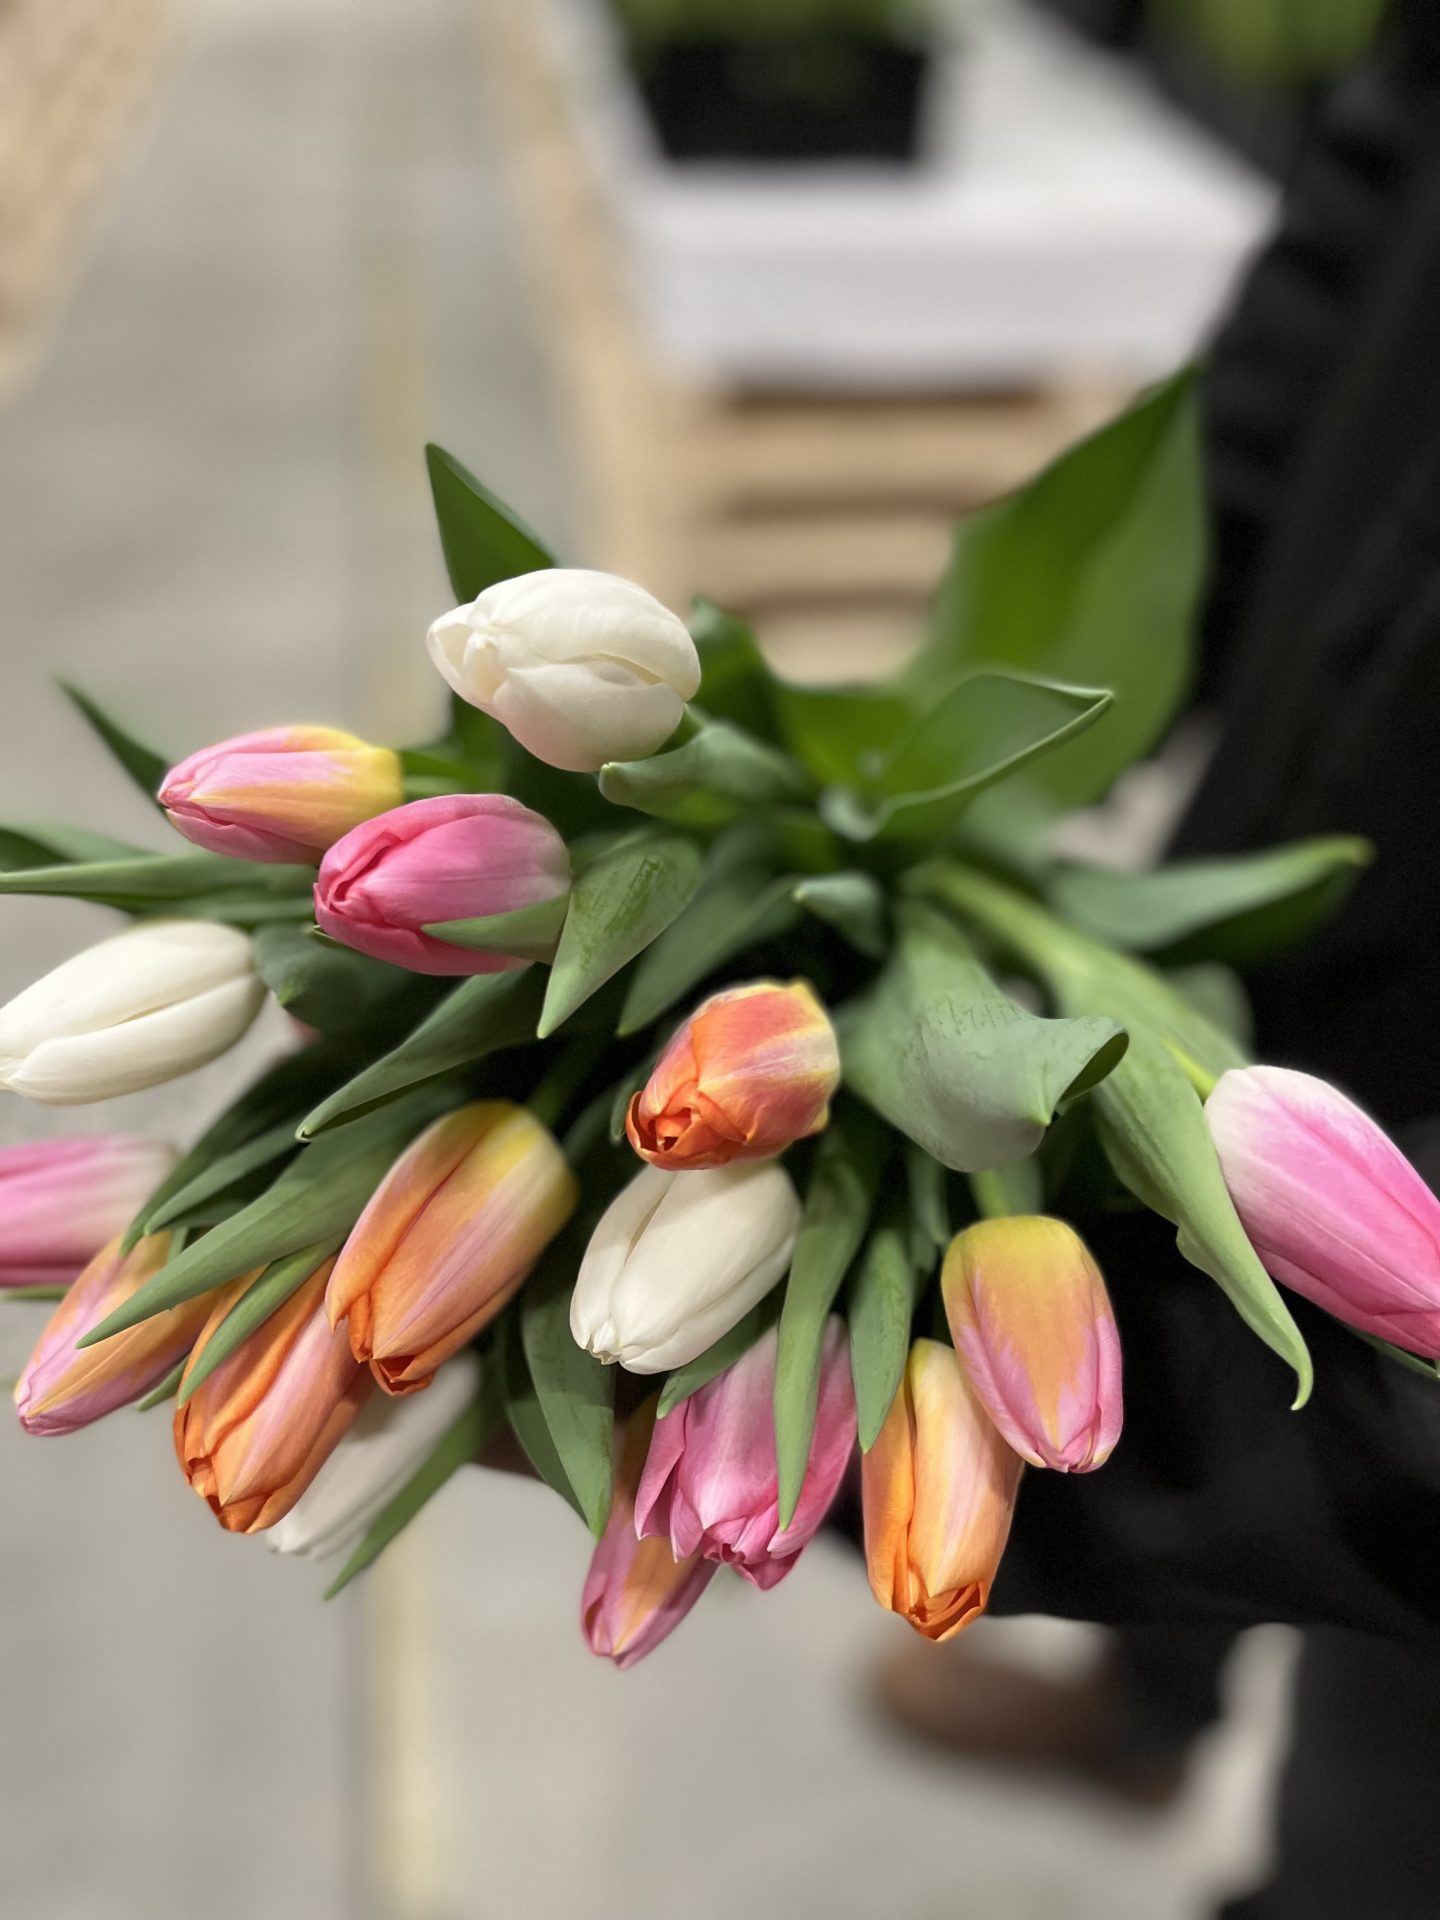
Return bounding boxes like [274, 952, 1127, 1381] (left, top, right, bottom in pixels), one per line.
[160, 726, 403, 864]
[1208, 1065, 1440, 1356]
[942, 1217, 1122, 1472]
[634, 1318, 856, 1590]
[0, 1135, 175, 1289]
[314, 794, 570, 976]
[582, 1400, 715, 1670]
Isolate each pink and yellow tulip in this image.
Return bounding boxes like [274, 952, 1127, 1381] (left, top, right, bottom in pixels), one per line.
[582, 1399, 715, 1669]
[634, 1317, 855, 1589]
[175, 1260, 371, 1533]
[941, 1216, 1122, 1472]
[1207, 1064, 1440, 1355]
[160, 725, 404, 865]
[314, 793, 571, 975]
[14, 1233, 212, 1435]
[625, 978, 840, 1171]
[862, 1339, 1022, 1641]
[326, 1101, 577, 1395]
[0, 1135, 175, 1290]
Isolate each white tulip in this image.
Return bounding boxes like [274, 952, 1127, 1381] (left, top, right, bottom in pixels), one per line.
[570, 1161, 801, 1374]
[426, 567, 702, 773]
[0, 920, 265, 1105]
[267, 1351, 481, 1560]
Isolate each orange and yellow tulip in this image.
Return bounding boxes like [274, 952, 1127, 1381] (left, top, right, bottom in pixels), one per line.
[862, 1338, 1021, 1641]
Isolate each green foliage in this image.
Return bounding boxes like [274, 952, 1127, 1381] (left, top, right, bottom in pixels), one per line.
[848, 1212, 924, 1450]
[1156, 0, 1386, 82]
[541, 829, 703, 1037]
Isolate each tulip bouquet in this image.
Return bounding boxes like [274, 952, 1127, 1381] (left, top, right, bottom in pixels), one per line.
[4, 373, 1436, 1667]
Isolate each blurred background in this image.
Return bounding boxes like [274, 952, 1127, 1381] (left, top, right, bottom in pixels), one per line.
[0, 0, 1381, 1913]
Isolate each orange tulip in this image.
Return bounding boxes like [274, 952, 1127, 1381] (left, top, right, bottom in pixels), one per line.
[326, 1101, 577, 1396]
[175, 1261, 371, 1533]
[862, 1338, 1022, 1641]
[14, 1232, 211, 1435]
[625, 979, 839, 1170]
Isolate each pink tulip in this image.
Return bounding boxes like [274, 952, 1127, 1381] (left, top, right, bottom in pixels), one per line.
[1207, 1065, 1440, 1356]
[582, 1400, 715, 1670]
[1, 1136, 176, 1290]
[314, 794, 570, 976]
[941, 1217, 1122, 1472]
[160, 726, 404, 864]
[634, 1318, 856, 1590]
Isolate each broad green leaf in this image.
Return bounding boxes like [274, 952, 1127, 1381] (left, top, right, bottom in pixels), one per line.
[599, 722, 812, 829]
[1165, 963, 1254, 1053]
[175, 1239, 342, 1406]
[827, 673, 1113, 844]
[1, 1283, 66, 1303]
[518, 1231, 615, 1535]
[792, 871, 887, 958]
[325, 1359, 507, 1598]
[1049, 836, 1372, 964]
[424, 895, 570, 964]
[0, 822, 149, 871]
[904, 1140, 951, 1254]
[1094, 1032, 1312, 1405]
[252, 925, 435, 1034]
[83, 1088, 451, 1345]
[689, 600, 778, 739]
[903, 373, 1204, 809]
[849, 1217, 924, 1451]
[774, 1107, 885, 1527]
[145, 1120, 301, 1234]
[839, 903, 1127, 1171]
[297, 968, 545, 1137]
[425, 442, 555, 602]
[0, 851, 313, 913]
[60, 682, 170, 805]
[134, 1359, 187, 1411]
[772, 679, 914, 789]
[656, 1289, 781, 1417]
[502, 1318, 585, 1519]
[541, 830, 703, 1038]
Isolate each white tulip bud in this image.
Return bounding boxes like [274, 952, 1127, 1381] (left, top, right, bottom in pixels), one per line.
[570, 1161, 801, 1374]
[267, 1351, 481, 1560]
[0, 920, 265, 1105]
[426, 568, 702, 773]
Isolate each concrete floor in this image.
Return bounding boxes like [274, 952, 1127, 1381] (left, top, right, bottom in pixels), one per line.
[0, 3, 1292, 1915]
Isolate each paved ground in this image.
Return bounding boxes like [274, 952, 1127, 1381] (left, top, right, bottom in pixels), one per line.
[0, 3, 1292, 1915]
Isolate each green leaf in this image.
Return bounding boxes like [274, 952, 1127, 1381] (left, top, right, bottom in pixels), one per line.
[772, 679, 914, 789]
[502, 1319, 585, 1520]
[792, 871, 887, 959]
[134, 1359, 187, 1411]
[848, 1216, 924, 1451]
[1350, 1328, 1440, 1383]
[175, 1239, 342, 1406]
[599, 721, 812, 828]
[1165, 963, 1254, 1053]
[774, 1107, 885, 1527]
[325, 1359, 506, 1598]
[1048, 836, 1373, 965]
[656, 1289, 781, 1417]
[1094, 1034, 1312, 1406]
[903, 373, 1204, 809]
[1, 1283, 67, 1303]
[297, 968, 545, 1137]
[540, 830, 703, 1038]
[839, 903, 1127, 1171]
[828, 672, 1113, 844]
[59, 682, 170, 805]
[425, 443, 555, 602]
[145, 1120, 301, 1234]
[83, 1089, 452, 1345]
[518, 1232, 615, 1535]
[970, 1158, 1045, 1218]
[252, 925, 434, 1034]
[0, 851, 314, 913]
[904, 1140, 951, 1255]
[0, 822, 149, 872]
[688, 600, 777, 739]
[423, 895, 570, 965]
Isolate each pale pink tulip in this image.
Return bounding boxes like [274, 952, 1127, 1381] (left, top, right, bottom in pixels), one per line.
[1208, 1065, 1440, 1356]
[634, 1318, 856, 1590]
[0, 1135, 175, 1290]
[160, 726, 403, 864]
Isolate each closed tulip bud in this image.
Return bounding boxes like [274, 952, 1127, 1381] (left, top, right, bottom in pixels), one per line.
[327, 1101, 577, 1395]
[427, 568, 701, 773]
[14, 1233, 211, 1435]
[625, 979, 840, 1171]
[1208, 1065, 1440, 1356]
[0, 920, 265, 1105]
[175, 1260, 371, 1533]
[583, 1398, 715, 1669]
[570, 1160, 801, 1374]
[267, 1351, 481, 1559]
[941, 1217, 1122, 1473]
[159, 725, 404, 865]
[314, 793, 571, 976]
[862, 1339, 1022, 1642]
[635, 1318, 855, 1589]
[1, 1135, 176, 1289]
